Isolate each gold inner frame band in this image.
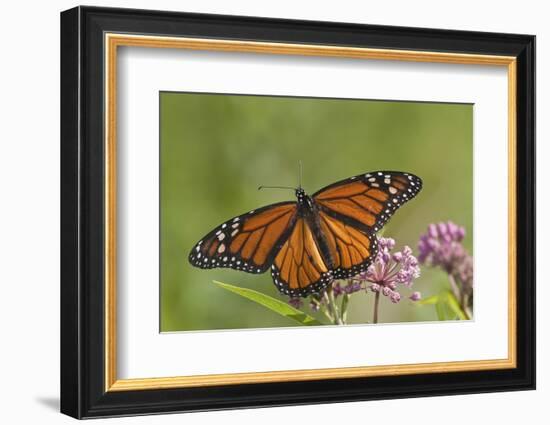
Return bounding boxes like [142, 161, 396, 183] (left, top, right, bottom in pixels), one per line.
[104, 33, 517, 392]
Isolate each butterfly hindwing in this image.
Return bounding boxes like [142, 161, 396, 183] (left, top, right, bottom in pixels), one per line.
[188, 202, 297, 274]
[270, 218, 334, 297]
[313, 171, 422, 233]
[317, 211, 379, 280]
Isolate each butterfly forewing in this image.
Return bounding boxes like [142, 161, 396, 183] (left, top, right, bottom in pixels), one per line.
[314, 171, 422, 233]
[188, 202, 297, 274]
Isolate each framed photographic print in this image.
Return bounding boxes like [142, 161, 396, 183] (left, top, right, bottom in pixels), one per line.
[60, 6, 535, 419]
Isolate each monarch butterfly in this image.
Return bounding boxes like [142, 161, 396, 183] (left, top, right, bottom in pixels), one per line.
[188, 170, 422, 298]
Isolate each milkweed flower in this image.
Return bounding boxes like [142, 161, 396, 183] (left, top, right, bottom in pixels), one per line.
[418, 221, 468, 274]
[417, 221, 473, 290]
[290, 237, 421, 324]
[418, 221, 473, 318]
[360, 237, 421, 303]
[333, 280, 363, 297]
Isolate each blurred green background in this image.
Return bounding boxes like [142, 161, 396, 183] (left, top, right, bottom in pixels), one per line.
[160, 92, 473, 332]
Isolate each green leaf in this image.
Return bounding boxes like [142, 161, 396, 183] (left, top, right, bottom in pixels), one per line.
[434, 300, 447, 321]
[213, 281, 323, 326]
[445, 291, 468, 320]
[416, 292, 448, 320]
[417, 294, 440, 305]
[418, 290, 468, 321]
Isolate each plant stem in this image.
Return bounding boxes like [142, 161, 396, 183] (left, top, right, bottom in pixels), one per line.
[330, 289, 344, 325]
[322, 291, 334, 323]
[340, 293, 350, 323]
[447, 273, 460, 299]
[321, 307, 334, 323]
[373, 291, 381, 324]
[448, 274, 472, 320]
[325, 288, 344, 325]
[312, 298, 334, 323]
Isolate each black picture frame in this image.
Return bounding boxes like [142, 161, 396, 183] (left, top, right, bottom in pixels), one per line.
[61, 5, 535, 419]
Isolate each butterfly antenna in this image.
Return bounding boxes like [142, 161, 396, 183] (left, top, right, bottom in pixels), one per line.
[258, 185, 295, 191]
[298, 160, 303, 189]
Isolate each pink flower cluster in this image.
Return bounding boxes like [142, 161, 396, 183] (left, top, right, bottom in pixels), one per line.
[361, 237, 421, 303]
[418, 221, 473, 290]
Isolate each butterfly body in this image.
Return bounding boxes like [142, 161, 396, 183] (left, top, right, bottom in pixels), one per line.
[294, 188, 336, 270]
[189, 171, 422, 298]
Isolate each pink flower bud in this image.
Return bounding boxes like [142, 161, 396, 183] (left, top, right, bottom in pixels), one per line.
[390, 291, 401, 303]
[409, 291, 421, 301]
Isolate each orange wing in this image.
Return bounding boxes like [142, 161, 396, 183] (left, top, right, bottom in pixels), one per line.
[314, 171, 422, 233]
[318, 211, 378, 280]
[189, 202, 297, 273]
[271, 218, 334, 297]
[311, 171, 421, 279]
